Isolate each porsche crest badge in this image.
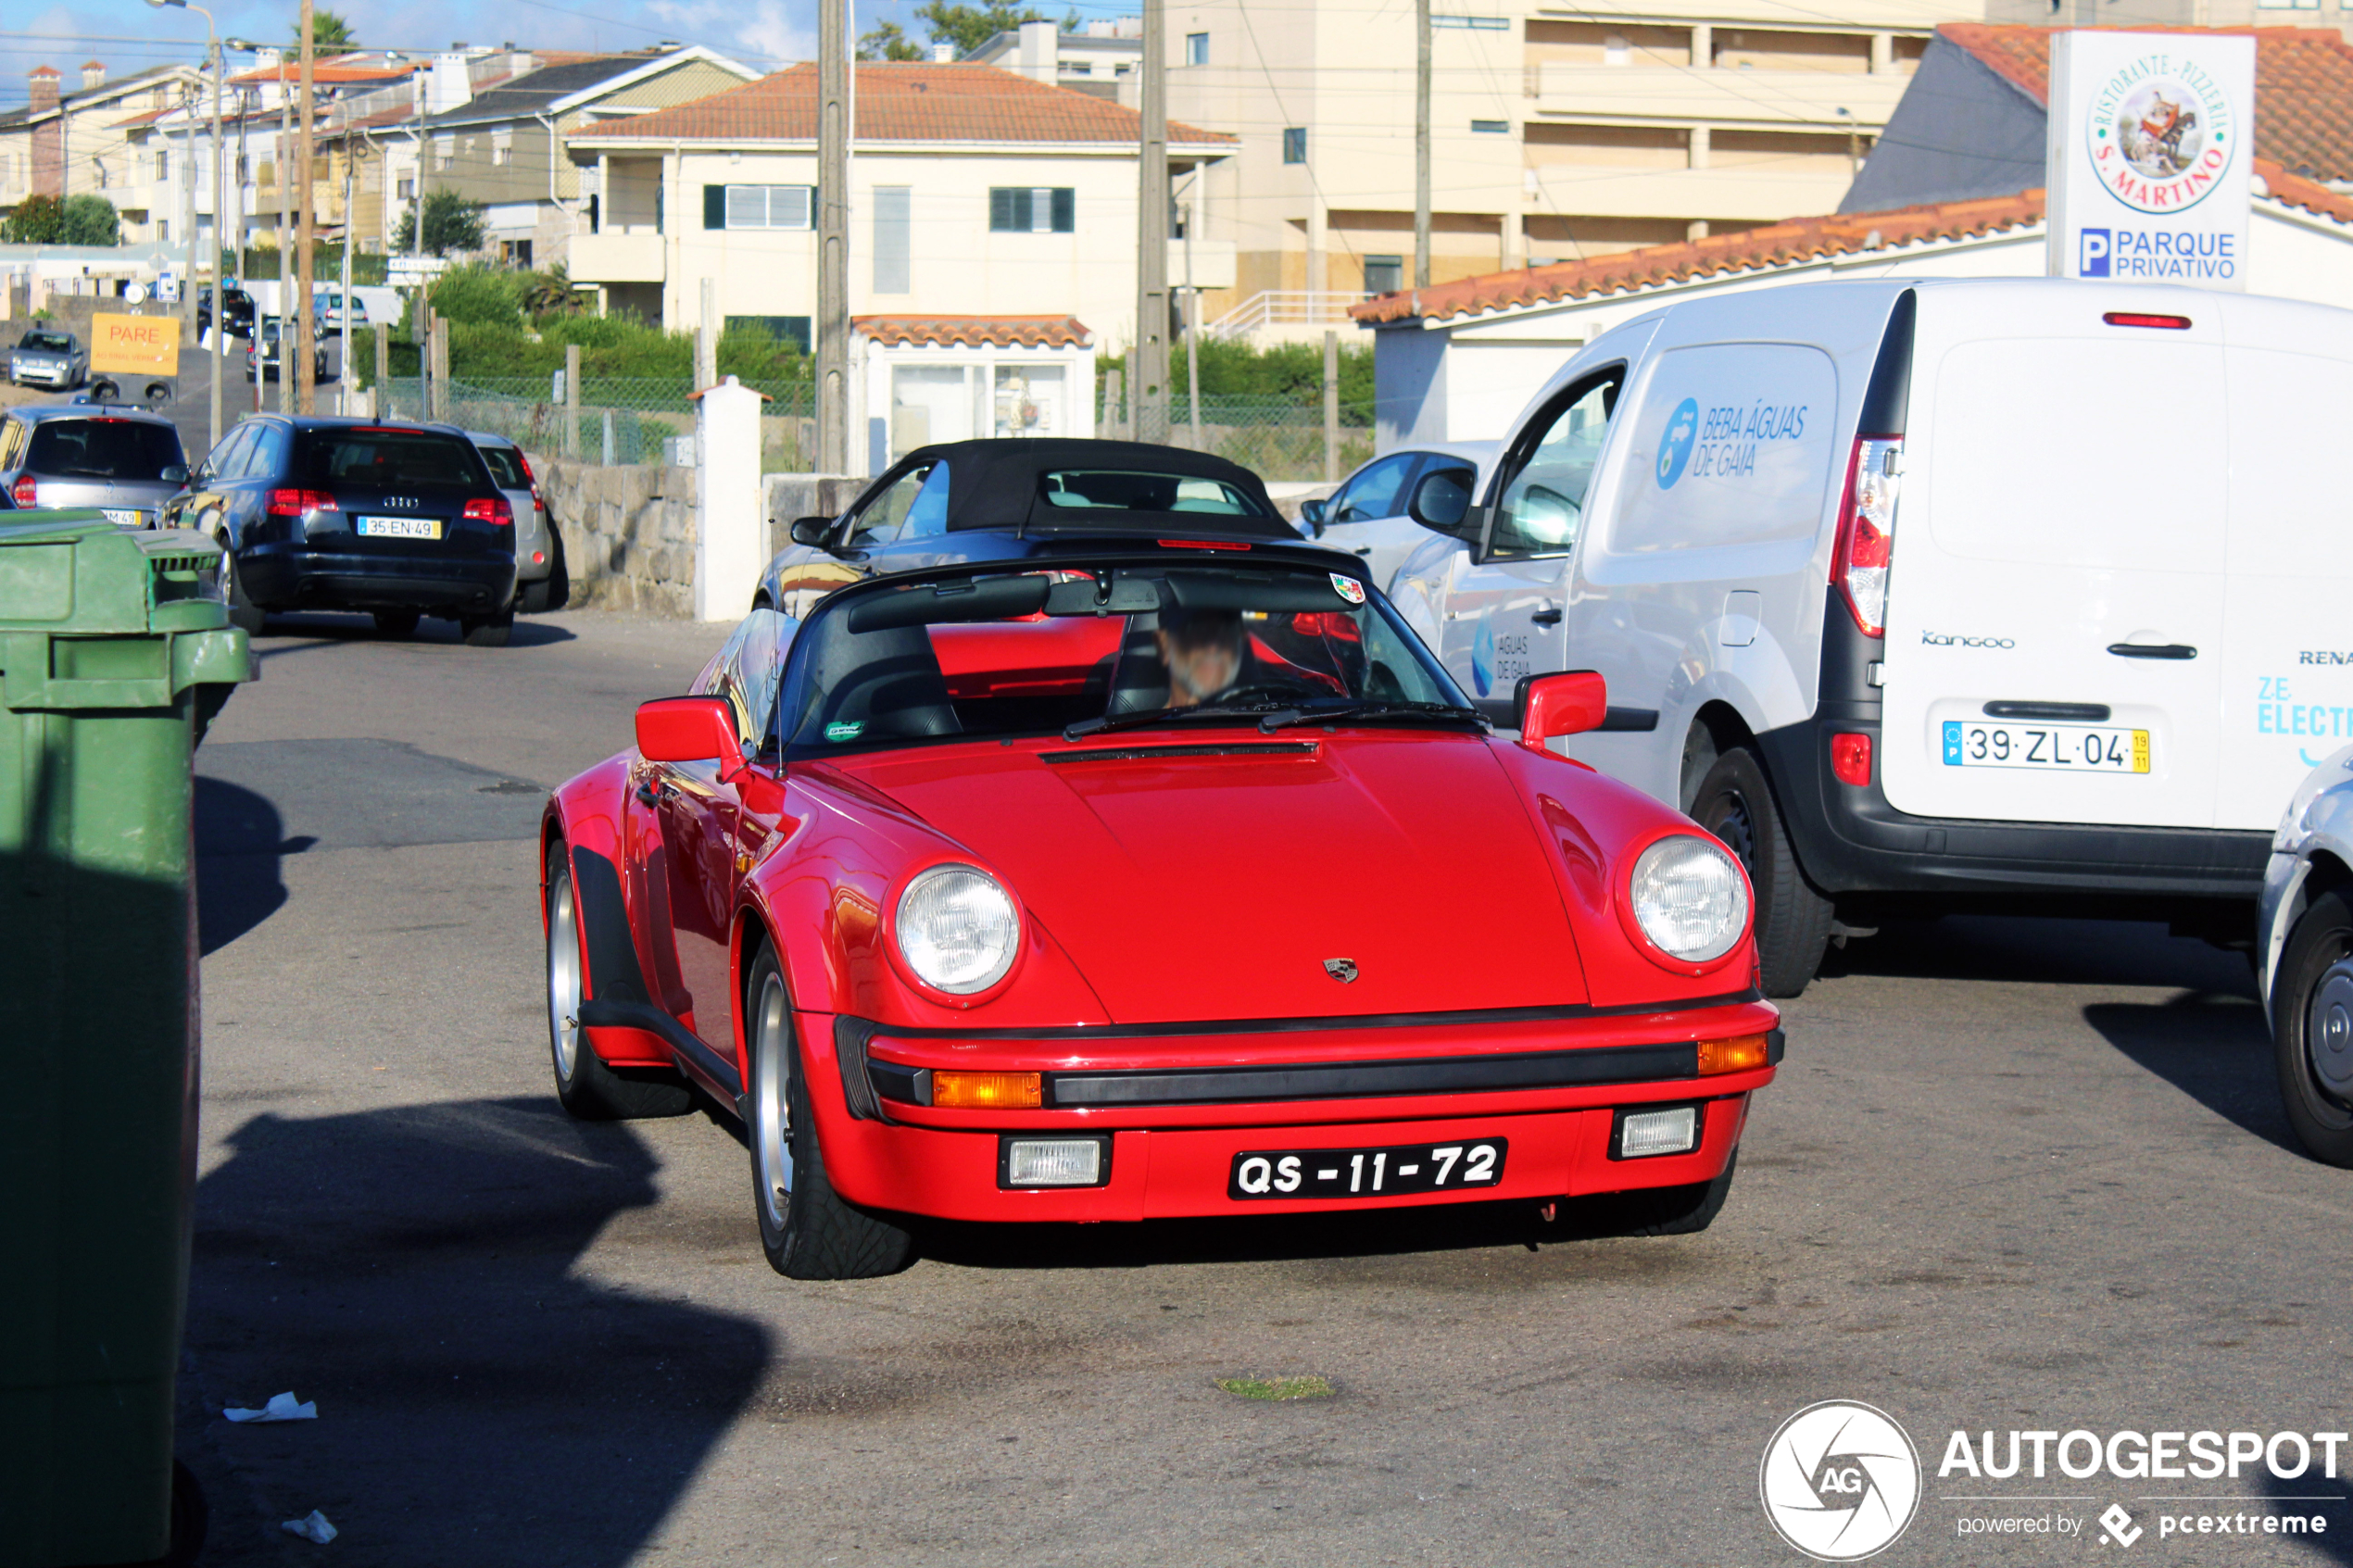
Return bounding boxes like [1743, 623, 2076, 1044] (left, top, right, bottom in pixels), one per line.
[1323, 958, 1359, 984]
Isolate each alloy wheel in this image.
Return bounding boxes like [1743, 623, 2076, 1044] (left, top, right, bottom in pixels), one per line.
[752, 971, 795, 1231]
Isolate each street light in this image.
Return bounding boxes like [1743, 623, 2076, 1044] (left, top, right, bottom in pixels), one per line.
[146, 0, 224, 449]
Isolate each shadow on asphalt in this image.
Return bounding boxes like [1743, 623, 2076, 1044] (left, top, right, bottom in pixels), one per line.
[192, 775, 305, 955]
[186, 1097, 768, 1564]
[2082, 992, 2297, 1155]
[253, 610, 579, 648]
[2258, 1469, 2353, 1563]
[1819, 915, 2258, 996]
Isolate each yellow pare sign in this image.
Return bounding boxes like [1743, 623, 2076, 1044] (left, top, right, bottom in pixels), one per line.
[91, 312, 180, 376]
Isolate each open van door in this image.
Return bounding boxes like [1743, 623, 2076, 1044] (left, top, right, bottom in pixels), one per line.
[1880, 284, 2223, 830]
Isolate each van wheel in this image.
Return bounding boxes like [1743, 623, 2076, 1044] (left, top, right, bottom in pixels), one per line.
[2271, 890, 2353, 1167]
[1690, 746, 1831, 998]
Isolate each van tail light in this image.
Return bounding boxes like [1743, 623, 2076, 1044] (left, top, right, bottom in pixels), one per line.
[1831, 434, 1903, 637]
[463, 495, 514, 526]
[266, 488, 338, 517]
[11, 474, 35, 508]
[1831, 731, 1873, 786]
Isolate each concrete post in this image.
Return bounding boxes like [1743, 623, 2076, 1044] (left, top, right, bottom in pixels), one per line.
[694, 374, 764, 621]
[697, 275, 718, 388]
[563, 343, 581, 459]
[1321, 330, 1339, 483]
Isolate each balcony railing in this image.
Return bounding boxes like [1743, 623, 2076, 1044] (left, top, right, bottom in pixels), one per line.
[1204, 290, 1376, 341]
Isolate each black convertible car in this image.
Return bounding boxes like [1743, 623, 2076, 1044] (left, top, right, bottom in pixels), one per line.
[752, 439, 1298, 618]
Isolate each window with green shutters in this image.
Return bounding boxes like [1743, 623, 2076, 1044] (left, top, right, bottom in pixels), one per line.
[988, 187, 1075, 233]
[704, 184, 814, 230]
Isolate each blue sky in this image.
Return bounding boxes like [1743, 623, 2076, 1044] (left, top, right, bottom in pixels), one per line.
[0, 0, 1069, 108]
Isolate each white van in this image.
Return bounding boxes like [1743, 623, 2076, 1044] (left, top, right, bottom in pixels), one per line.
[1388, 278, 2351, 996]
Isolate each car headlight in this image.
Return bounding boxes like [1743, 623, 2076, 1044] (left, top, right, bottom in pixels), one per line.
[895, 864, 1020, 994]
[1629, 835, 1749, 963]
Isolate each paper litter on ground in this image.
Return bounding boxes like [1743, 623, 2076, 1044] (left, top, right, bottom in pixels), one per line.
[225, 1391, 317, 1423]
[281, 1511, 338, 1544]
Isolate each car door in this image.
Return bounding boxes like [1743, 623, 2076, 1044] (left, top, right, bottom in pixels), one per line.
[228, 422, 291, 547]
[1441, 371, 1623, 724]
[1315, 452, 1424, 586]
[172, 423, 253, 534]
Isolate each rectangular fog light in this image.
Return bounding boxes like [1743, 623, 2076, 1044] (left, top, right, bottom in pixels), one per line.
[1002, 1136, 1107, 1188]
[1616, 1105, 1699, 1160]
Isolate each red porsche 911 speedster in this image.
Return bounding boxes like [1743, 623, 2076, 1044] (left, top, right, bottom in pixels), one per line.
[541, 543, 1780, 1277]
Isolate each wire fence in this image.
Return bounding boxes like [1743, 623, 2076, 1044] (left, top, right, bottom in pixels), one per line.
[376, 377, 1376, 481]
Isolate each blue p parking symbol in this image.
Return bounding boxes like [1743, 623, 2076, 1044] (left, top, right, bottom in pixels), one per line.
[2079, 228, 2112, 278]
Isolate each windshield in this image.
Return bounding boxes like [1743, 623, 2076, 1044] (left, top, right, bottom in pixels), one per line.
[777, 560, 1471, 755]
[476, 445, 528, 489]
[25, 418, 185, 480]
[19, 332, 71, 354]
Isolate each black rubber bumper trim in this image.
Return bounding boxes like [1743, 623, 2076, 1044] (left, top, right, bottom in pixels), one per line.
[570, 846, 742, 1098]
[1048, 1041, 1700, 1108]
[576, 999, 742, 1098]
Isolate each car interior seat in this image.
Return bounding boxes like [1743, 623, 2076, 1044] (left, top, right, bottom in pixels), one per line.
[807, 622, 963, 738]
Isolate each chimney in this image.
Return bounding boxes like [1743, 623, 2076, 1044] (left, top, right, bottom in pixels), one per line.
[930, 43, 955, 63]
[1016, 19, 1057, 83]
[28, 66, 59, 113]
[80, 61, 105, 92]
[427, 52, 473, 114]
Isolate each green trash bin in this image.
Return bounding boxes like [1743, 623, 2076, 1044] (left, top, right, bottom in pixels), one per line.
[0, 516, 252, 1568]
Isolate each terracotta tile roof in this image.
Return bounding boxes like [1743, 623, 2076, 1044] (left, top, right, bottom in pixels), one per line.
[853, 314, 1092, 347]
[228, 58, 422, 86]
[571, 63, 1232, 147]
[1939, 22, 2353, 183]
[1354, 153, 2353, 326]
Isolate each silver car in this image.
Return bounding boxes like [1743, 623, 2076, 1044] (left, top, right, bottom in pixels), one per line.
[467, 431, 567, 613]
[2258, 741, 2353, 1167]
[1296, 440, 1498, 596]
[0, 402, 189, 522]
[9, 329, 89, 390]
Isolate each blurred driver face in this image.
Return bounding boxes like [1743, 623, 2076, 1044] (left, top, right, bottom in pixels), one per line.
[1156, 611, 1244, 707]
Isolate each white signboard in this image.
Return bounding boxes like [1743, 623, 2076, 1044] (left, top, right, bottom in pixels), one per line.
[2046, 31, 2255, 291]
[386, 256, 450, 282]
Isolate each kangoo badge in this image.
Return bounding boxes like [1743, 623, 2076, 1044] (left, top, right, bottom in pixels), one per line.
[1331, 573, 1366, 606]
[2088, 56, 2234, 214]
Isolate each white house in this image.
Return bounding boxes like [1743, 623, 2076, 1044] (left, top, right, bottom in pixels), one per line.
[562, 62, 1237, 352]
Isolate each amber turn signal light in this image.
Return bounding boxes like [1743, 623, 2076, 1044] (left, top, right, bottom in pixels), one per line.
[1696, 1035, 1771, 1075]
[931, 1070, 1042, 1109]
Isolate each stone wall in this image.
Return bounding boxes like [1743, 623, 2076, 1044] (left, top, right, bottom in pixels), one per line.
[534, 456, 699, 618]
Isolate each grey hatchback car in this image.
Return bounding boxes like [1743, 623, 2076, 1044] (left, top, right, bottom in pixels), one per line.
[466, 431, 567, 613]
[8, 329, 88, 390]
[0, 403, 189, 522]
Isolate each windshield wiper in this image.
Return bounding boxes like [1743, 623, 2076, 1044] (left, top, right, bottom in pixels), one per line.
[1256, 701, 1489, 734]
[1063, 701, 1289, 741]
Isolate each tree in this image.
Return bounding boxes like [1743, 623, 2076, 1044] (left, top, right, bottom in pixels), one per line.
[0, 193, 66, 244]
[296, 8, 356, 49]
[521, 263, 578, 315]
[912, 1, 1051, 57]
[393, 188, 486, 257]
[60, 194, 121, 246]
[857, 19, 925, 61]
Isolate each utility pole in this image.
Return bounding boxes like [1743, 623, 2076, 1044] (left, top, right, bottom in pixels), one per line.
[339, 163, 353, 413]
[277, 68, 292, 414]
[1415, 0, 1431, 290]
[181, 92, 200, 352]
[208, 34, 224, 445]
[816, 0, 850, 475]
[1322, 329, 1338, 483]
[293, 0, 317, 416]
[1134, 0, 1169, 445]
[1183, 183, 1201, 449]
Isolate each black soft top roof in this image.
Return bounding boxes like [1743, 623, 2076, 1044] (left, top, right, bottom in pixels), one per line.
[894, 438, 1294, 538]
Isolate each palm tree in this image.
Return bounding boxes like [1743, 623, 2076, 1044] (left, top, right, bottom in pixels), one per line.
[296, 9, 357, 50]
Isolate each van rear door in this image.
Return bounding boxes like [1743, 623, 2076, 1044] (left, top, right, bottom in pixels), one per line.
[2213, 295, 2353, 828]
[1880, 284, 2222, 829]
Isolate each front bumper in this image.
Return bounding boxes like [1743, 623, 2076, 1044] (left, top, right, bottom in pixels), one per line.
[12, 363, 72, 386]
[802, 1001, 1780, 1223]
[239, 542, 516, 614]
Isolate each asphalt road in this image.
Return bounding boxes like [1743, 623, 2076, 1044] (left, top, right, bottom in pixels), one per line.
[181, 607, 2353, 1567]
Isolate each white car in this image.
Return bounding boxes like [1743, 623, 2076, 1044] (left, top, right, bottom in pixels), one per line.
[2259, 744, 2353, 1167]
[1391, 278, 2353, 997]
[1297, 440, 1496, 594]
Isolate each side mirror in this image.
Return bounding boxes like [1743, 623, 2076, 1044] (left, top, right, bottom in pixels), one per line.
[635, 696, 746, 780]
[160, 464, 189, 484]
[1406, 470, 1473, 533]
[789, 514, 835, 548]
[1296, 496, 1327, 534]
[1513, 671, 1607, 753]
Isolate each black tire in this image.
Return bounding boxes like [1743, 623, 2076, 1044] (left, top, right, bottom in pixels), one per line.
[460, 610, 514, 647]
[546, 852, 693, 1121]
[2271, 889, 2353, 1167]
[372, 608, 421, 637]
[1620, 1150, 1739, 1236]
[219, 535, 266, 637]
[1689, 746, 1831, 998]
[745, 941, 915, 1280]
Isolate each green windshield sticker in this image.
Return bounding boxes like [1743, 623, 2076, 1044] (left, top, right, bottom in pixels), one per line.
[824, 720, 864, 743]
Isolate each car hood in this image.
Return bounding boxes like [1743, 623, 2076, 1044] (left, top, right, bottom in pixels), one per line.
[834, 732, 1588, 1023]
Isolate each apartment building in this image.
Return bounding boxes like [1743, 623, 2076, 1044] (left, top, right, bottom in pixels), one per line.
[965, 19, 1145, 101]
[0, 62, 208, 239]
[1162, 0, 1970, 332]
[564, 63, 1236, 347]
